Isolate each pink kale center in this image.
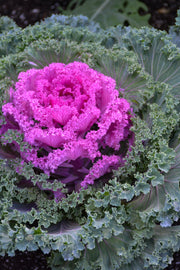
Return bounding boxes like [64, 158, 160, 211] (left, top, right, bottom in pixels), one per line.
[2, 62, 133, 200]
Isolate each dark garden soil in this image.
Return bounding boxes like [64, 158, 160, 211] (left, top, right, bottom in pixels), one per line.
[0, 0, 180, 31]
[0, 0, 180, 269]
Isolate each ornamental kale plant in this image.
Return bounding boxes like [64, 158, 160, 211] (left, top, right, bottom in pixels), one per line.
[0, 12, 180, 270]
[2, 61, 133, 200]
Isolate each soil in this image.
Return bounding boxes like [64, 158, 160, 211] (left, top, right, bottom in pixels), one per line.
[0, 0, 180, 269]
[0, 0, 180, 31]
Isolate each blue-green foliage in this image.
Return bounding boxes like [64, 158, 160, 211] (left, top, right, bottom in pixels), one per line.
[0, 13, 180, 270]
[169, 9, 180, 47]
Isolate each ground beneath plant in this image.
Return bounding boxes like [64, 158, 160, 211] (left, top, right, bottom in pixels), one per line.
[0, 0, 180, 31]
[0, 0, 180, 269]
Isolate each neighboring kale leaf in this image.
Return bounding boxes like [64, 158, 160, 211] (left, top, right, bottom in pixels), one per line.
[169, 8, 180, 47]
[60, 0, 150, 28]
[0, 14, 180, 270]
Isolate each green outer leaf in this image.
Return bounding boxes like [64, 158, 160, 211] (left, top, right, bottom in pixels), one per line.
[49, 225, 180, 270]
[0, 16, 19, 33]
[126, 29, 180, 98]
[175, 9, 180, 27]
[49, 227, 149, 270]
[128, 144, 180, 227]
[104, 26, 180, 99]
[95, 51, 155, 110]
[48, 221, 84, 260]
[142, 225, 180, 269]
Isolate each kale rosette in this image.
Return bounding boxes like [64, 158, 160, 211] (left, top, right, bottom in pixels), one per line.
[0, 14, 180, 270]
[1, 62, 133, 200]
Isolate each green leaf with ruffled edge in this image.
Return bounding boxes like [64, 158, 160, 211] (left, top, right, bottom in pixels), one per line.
[168, 9, 180, 47]
[47, 221, 84, 260]
[49, 227, 149, 270]
[26, 40, 81, 70]
[104, 26, 180, 100]
[128, 144, 180, 226]
[175, 9, 180, 27]
[0, 16, 19, 34]
[121, 225, 180, 270]
[163, 145, 180, 213]
[132, 30, 180, 99]
[142, 225, 180, 269]
[95, 50, 155, 111]
[0, 223, 13, 255]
